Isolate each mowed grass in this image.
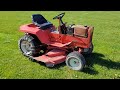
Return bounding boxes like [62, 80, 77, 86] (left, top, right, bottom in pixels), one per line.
[0, 11, 120, 79]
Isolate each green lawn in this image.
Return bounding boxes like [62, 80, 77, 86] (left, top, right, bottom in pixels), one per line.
[0, 11, 120, 79]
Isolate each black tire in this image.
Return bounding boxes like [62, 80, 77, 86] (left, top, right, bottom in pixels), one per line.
[66, 51, 86, 71]
[83, 43, 94, 55]
[18, 34, 45, 57]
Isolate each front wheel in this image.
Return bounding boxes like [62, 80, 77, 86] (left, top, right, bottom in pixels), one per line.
[66, 51, 86, 71]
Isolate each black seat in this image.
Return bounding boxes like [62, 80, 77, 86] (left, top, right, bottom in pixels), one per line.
[32, 14, 53, 30]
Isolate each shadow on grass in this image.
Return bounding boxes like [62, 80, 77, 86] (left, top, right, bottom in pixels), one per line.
[53, 62, 66, 69]
[82, 52, 120, 75]
[37, 52, 120, 75]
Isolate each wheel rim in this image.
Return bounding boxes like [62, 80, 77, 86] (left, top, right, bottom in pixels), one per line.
[83, 48, 89, 52]
[20, 40, 33, 55]
[67, 57, 82, 70]
[89, 43, 93, 49]
[83, 43, 93, 53]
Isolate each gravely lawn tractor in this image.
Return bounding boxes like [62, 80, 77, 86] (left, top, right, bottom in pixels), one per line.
[18, 12, 94, 71]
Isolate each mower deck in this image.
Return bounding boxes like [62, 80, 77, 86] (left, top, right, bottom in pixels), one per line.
[33, 49, 66, 65]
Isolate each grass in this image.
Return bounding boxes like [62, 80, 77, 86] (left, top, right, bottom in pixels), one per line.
[0, 11, 120, 79]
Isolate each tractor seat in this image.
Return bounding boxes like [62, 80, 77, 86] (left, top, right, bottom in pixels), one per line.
[32, 14, 53, 30]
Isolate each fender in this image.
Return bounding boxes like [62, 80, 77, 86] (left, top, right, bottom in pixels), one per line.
[19, 24, 51, 44]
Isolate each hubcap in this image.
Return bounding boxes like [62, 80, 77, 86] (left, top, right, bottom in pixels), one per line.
[21, 40, 32, 55]
[68, 57, 81, 67]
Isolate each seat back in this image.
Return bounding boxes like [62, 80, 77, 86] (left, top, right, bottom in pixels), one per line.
[32, 14, 47, 24]
[32, 14, 53, 30]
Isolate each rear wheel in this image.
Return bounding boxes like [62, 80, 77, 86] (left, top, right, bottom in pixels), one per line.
[83, 43, 93, 54]
[18, 34, 45, 57]
[66, 51, 86, 71]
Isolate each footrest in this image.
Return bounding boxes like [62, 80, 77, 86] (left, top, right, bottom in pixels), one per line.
[46, 49, 65, 57]
[49, 42, 71, 48]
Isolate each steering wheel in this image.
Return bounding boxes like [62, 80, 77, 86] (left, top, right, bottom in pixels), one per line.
[53, 12, 65, 19]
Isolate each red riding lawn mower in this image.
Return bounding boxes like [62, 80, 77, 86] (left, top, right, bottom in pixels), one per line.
[18, 12, 94, 71]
